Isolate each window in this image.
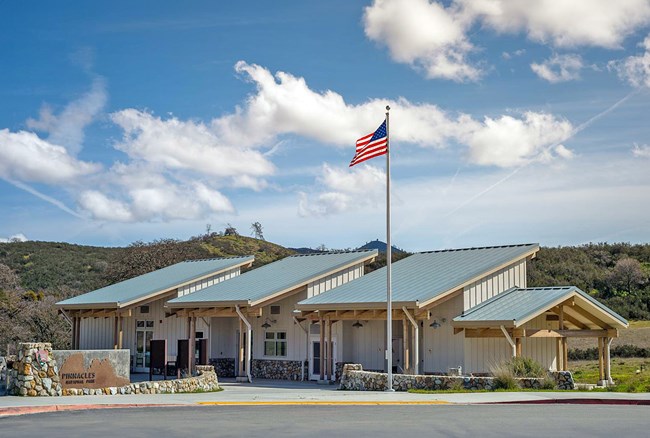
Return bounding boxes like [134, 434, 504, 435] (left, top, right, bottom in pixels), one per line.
[264, 331, 287, 357]
[140, 305, 150, 314]
[270, 305, 281, 315]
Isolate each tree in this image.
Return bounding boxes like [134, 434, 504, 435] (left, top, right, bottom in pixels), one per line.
[250, 222, 264, 240]
[609, 257, 646, 296]
[224, 223, 239, 236]
[0, 263, 19, 290]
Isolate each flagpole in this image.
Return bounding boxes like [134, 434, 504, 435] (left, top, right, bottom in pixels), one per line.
[385, 105, 394, 392]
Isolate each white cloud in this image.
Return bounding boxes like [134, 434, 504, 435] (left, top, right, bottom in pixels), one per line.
[363, 0, 479, 81]
[530, 54, 584, 83]
[632, 143, 650, 157]
[467, 0, 650, 49]
[111, 109, 275, 178]
[609, 34, 650, 88]
[461, 112, 574, 167]
[298, 164, 385, 216]
[26, 76, 107, 154]
[0, 129, 101, 184]
[0, 233, 28, 243]
[363, 0, 650, 80]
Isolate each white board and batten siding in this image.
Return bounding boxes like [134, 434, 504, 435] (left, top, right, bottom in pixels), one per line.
[79, 266, 242, 356]
[422, 294, 465, 374]
[306, 263, 364, 299]
[177, 267, 241, 297]
[80, 297, 210, 358]
[463, 259, 527, 311]
[463, 258, 533, 374]
[463, 314, 557, 373]
[342, 320, 386, 371]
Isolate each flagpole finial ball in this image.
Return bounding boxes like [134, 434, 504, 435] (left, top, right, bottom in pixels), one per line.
[386, 105, 390, 111]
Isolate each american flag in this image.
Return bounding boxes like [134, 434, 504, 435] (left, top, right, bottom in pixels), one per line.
[349, 120, 388, 167]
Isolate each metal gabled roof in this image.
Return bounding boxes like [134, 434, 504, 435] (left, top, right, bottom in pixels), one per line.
[452, 286, 629, 329]
[56, 256, 254, 309]
[297, 243, 539, 309]
[167, 250, 378, 308]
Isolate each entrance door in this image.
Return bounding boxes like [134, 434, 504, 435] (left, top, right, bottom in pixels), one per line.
[135, 320, 154, 372]
[309, 336, 337, 380]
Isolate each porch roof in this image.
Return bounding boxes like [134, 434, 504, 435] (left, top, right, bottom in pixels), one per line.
[452, 286, 629, 329]
[296, 243, 539, 310]
[166, 250, 378, 308]
[56, 256, 254, 310]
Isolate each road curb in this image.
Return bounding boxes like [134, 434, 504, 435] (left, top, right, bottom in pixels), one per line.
[490, 398, 650, 405]
[197, 400, 451, 406]
[0, 403, 183, 418]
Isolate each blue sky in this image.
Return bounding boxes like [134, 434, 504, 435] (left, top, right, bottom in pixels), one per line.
[1, 0, 650, 251]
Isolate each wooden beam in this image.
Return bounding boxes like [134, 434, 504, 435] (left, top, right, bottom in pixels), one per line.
[565, 305, 609, 329]
[463, 328, 511, 338]
[515, 337, 522, 357]
[453, 328, 464, 335]
[525, 329, 614, 338]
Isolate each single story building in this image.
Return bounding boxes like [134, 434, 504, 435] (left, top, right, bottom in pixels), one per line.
[296, 244, 628, 384]
[57, 243, 627, 385]
[56, 256, 254, 372]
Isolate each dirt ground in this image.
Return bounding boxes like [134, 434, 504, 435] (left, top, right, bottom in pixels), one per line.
[568, 321, 650, 350]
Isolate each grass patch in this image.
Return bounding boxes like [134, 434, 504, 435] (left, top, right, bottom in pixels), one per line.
[571, 357, 650, 392]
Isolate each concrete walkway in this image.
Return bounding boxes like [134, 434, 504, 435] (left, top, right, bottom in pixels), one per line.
[2, 378, 650, 417]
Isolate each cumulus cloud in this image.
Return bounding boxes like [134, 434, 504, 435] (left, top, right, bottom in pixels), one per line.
[0, 129, 101, 184]
[0, 233, 28, 243]
[26, 76, 107, 154]
[530, 54, 584, 83]
[363, 0, 650, 80]
[363, 0, 479, 81]
[632, 143, 650, 157]
[298, 164, 385, 216]
[111, 108, 275, 178]
[609, 35, 650, 88]
[461, 112, 574, 167]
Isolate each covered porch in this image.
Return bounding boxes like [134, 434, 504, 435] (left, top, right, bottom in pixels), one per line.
[452, 286, 629, 385]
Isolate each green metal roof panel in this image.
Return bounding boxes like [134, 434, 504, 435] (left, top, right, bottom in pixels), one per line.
[167, 250, 378, 306]
[453, 286, 628, 327]
[298, 244, 539, 306]
[57, 256, 254, 307]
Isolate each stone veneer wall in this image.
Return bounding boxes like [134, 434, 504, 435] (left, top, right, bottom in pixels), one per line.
[7, 342, 220, 396]
[210, 358, 236, 378]
[251, 359, 307, 380]
[7, 343, 62, 396]
[339, 364, 575, 391]
[62, 365, 219, 396]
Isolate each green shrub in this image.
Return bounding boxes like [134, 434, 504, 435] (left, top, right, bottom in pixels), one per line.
[508, 356, 546, 378]
[491, 362, 519, 390]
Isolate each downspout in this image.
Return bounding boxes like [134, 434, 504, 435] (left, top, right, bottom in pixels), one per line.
[235, 305, 252, 383]
[500, 325, 516, 358]
[606, 337, 614, 385]
[293, 316, 308, 381]
[402, 307, 419, 375]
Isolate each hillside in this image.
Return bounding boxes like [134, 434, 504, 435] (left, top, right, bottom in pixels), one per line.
[0, 235, 295, 293]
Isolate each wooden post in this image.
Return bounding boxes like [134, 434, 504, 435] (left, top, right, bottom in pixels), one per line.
[562, 337, 569, 371]
[515, 337, 522, 357]
[113, 315, 120, 350]
[118, 315, 124, 349]
[403, 317, 409, 373]
[558, 306, 565, 371]
[190, 317, 197, 375]
[598, 337, 604, 382]
[71, 317, 77, 349]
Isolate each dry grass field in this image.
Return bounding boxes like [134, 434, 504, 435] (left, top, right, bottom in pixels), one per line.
[568, 320, 650, 350]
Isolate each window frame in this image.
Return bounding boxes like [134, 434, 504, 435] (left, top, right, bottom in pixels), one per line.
[263, 331, 287, 358]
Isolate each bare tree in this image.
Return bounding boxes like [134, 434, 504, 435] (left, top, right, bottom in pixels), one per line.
[609, 257, 646, 295]
[250, 222, 264, 240]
